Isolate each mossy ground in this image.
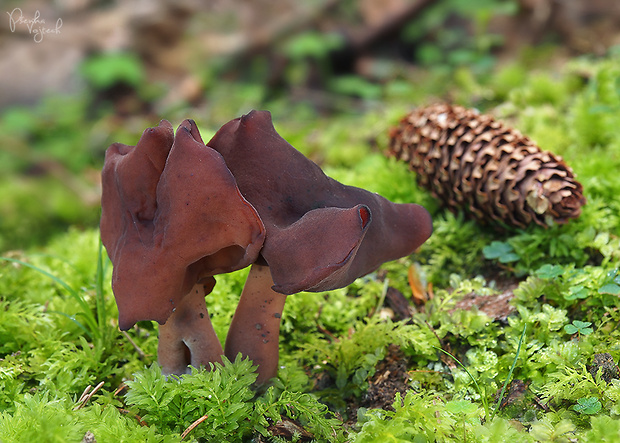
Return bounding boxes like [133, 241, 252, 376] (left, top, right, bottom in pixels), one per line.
[1, 37, 620, 443]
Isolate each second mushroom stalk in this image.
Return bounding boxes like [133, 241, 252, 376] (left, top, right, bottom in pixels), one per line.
[100, 111, 433, 385]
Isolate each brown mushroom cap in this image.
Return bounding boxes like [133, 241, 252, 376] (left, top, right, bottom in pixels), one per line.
[206, 110, 433, 295]
[101, 119, 265, 329]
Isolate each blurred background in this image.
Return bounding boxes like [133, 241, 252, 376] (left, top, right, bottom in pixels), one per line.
[1, 0, 619, 252]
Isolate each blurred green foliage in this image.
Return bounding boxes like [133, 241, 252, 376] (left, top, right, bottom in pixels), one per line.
[403, 0, 518, 72]
[80, 52, 145, 90]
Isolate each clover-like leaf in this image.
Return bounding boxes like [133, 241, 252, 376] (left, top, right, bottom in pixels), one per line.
[482, 241, 520, 263]
[564, 324, 579, 335]
[572, 397, 602, 415]
[564, 320, 593, 336]
[565, 285, 589, 300]
[536, 264, 564, 280]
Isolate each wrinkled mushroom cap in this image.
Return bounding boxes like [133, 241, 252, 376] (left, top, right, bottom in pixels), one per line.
[101, 119, 265, 329]
[207, 110, 432, 294]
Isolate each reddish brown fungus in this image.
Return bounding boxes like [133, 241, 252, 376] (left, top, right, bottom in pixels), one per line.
[100, 119, 265, 330]
[225, 264, 286, 383]
[101, 111, 432, 384]
[208, 111, 432, 383]
[207, 110, 433, 294]
[158, 280, 223, 375]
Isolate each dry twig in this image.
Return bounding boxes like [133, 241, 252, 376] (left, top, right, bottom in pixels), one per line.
[74, 381, 105, 410]
[180, 414, 209, 440]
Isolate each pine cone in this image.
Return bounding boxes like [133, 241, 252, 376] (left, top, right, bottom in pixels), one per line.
[387, 103, 586, 229]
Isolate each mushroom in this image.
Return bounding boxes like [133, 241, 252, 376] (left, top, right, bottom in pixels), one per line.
[101, 112, 432, 385]
[100, 119, 265, 365]
[207, 111, 433, 384]
[225, 264, 285, 383]
[157, 279, 222, 374]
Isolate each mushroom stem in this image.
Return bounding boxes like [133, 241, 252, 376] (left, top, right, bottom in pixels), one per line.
[157, 279, 223, 375]
[225, 264, 286, 385]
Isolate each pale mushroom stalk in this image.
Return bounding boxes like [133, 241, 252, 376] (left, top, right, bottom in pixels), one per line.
[225, 264, 286, 385]
[158, 280, 223, 375]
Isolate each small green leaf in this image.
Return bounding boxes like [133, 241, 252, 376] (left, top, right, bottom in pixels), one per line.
[573, 320, 592, 329]
[564, 320, 593, 336]
[483, 241, 520, 263]
[565, 285, 589, 300]
[599, 283, 620, 296]
[535, 264, 564, 280]
[564, 324, 579, 335]
[446, 400, 478, 415]
[573, 397, 602, 415]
